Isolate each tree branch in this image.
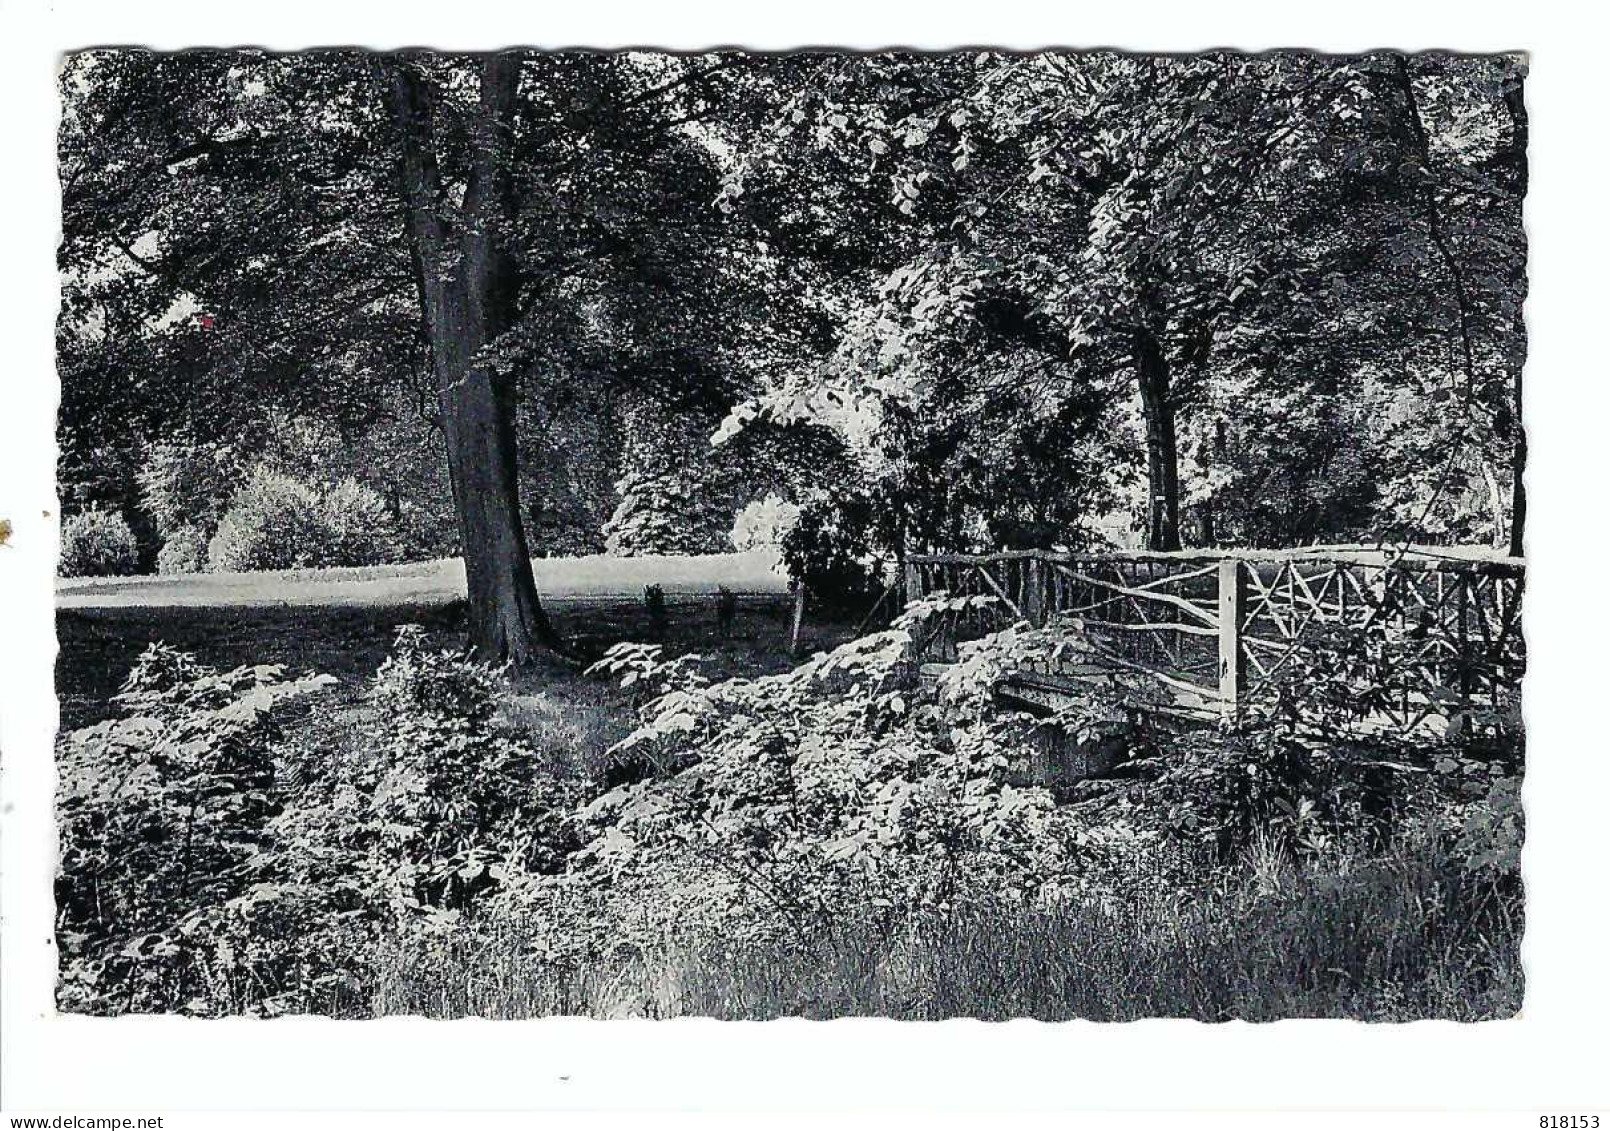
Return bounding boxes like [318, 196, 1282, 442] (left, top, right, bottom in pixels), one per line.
[615, 56, 747, 115]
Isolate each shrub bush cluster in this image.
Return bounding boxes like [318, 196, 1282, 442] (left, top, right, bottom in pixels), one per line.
[55, 644, 338, 1014]
[486, 597, 1521, 981]
[320, 478, 405, 568]
[206, 469, 328, 572]
[141, 440, 248, 574]
[357, 627, 588, 918]
[779, 496, 886, 620]
[154, 525, 209, 574]
[135, 423, 411, 574]
[138, 441, 241, 546]
[59, 508, 140, 578]
[57, 599, 1523, 1017]
[56, 629, 585, 1016]
[205, 468, 403, 573]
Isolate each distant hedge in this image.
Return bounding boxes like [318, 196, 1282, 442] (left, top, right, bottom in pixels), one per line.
[207, 468, 405, 573]
[60, 508, 140, 578]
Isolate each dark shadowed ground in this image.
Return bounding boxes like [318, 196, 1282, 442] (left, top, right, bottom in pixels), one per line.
[55, 593, 842, 731]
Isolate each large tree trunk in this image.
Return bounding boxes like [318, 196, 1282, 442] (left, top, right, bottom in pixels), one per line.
[1503, 65, 1528, 560]
[1509, 363, 1525, 559]
[1191, 418, 1227, 547]
[385, 53, 560, 663]
[1136, 328, 1183, 551]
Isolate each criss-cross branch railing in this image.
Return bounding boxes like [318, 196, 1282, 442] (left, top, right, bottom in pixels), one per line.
[903, 547, 1525, 737]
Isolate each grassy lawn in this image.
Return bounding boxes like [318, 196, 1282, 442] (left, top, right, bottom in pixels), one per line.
[55, 549, 791, 609]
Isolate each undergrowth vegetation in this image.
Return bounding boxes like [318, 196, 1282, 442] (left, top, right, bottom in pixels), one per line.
[374, 844, 1519, 1021]
[55, 599, 1523, 1019]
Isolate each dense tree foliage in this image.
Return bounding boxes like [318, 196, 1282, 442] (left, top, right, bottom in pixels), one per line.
[58, 50, 1526, 645]
[718, 51, 1526, 553]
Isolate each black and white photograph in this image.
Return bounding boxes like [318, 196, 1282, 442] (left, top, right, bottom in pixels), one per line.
[44, 44, 1532, 1025]
[8, 0, 1610, 1119]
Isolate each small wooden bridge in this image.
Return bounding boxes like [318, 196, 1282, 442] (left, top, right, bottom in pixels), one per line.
[903, 546, 1525, 739]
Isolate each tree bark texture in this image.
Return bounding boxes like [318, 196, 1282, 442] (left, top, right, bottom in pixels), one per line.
[1136, 327, 1183, 551]
[385, 54, 560, 662]
[1503, 66, 1528, 560]
[1393, 56, 1526, 556]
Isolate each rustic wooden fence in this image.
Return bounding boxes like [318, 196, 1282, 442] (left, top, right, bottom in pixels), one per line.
[903, 547, 1525, 738]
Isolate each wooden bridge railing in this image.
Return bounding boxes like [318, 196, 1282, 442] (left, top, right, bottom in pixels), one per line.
[903, 546, 1525, 737]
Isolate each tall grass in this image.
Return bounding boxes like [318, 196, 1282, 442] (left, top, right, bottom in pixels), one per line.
[371, 842, 1521, 1021]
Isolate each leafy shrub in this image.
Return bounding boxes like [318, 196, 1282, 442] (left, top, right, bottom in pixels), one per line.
[55, 643, 336, 1014]
[358, 627, 589, 918]
[317, 477, 403, 568]
[55, 629, 588, 1016]
[779, 497, 886, 621]
[155, 525, 209, 574]
[54, 595, 1524, 1018]
[176, 628, 589, 993]
[253, 625, 596, 960]
[59, 507, 140, 577]
[730, 494, 800, 552]
[1089, 725, 1370, 876]
[1426, 741, 1523, 884]
[137, 440, 241, 543]
[1450, 773, 1523, 881]
[496, 607, 1114, 969]
[207, 470, 405, 572]
[207, 468, 326, 572]
[259, 409, 456, 558]
[489, 598, 1526, 979]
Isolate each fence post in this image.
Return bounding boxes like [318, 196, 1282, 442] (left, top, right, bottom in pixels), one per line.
[1217, 558, 1247, 720]
[1456, 575, 1472, 708]
[788, 582, 807, 657]
[1024, 556, 1044, 627]
[903, 558, 921, 610]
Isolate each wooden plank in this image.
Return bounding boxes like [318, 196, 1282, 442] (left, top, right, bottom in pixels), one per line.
[906, 546, 1525, 574]
[1082, 618, 1217, 637]
[1218, 559, 1247, 720]
[1052, 564, 1218, 626]
[1001, 667, 1220, 719]
[1124, 561, 1221, 591]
